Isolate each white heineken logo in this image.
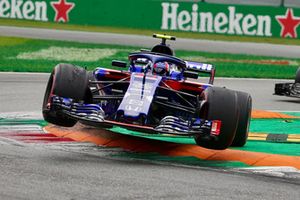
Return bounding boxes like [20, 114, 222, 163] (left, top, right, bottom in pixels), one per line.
[161, 3, 272, 37]
[0, 0, 48, 21]
[0, 0, 75, 22]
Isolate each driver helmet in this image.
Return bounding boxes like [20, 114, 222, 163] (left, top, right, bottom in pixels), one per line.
[153, 62, 169, 76]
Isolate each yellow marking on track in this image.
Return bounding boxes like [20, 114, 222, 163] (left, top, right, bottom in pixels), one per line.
[287, 138, 300, 142]
[249, 133, 268, 138]
[248, 132, 300, 143]
[248, 137, 267, 141]
[248, 132, 268, 141]
[287, 134, 300, 139]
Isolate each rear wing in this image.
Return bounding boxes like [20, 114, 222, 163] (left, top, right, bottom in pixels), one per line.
[185, 61, 216, 84]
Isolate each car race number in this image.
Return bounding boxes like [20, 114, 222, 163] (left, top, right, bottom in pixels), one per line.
[117, 73, 162, 117]
[186, 61, 213, 72]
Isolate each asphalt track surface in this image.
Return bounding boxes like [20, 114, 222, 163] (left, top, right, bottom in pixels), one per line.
[1, 26, 300, 58]
[0, 27, 300, 199]
[0, 73, 299, 199]
[1, 73, 299, 113]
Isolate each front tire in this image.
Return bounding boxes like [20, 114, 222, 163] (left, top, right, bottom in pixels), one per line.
[194, 87, 239, 150]
[42, 64, 89, 127]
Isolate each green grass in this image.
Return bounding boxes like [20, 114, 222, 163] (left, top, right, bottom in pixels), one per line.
[1, 18, 300, 46]
[0, 36, 30, 46]
[0, 35, 299, 78]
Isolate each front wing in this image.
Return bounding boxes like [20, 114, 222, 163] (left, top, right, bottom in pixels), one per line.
[50, 95, 221, 137]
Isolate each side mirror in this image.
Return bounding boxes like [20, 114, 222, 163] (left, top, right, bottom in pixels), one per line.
[112, 60, 127, 68]
[183, 71, 198, 79]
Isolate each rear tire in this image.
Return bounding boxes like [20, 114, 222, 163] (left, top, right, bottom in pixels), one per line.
[42, 64, 89, 127]
[295, 67, 300, 83]
[231, 91, 252, 147]
[194, 87, 239, 150]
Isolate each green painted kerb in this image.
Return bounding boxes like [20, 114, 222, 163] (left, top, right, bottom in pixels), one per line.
[108, 116, 300, 156]
[113, 153, 250, 168]
[0, 118, 48, 127]
[0, 117, 299, 167]
[233, 141, 300, 156]
[250, 118, 300, 134]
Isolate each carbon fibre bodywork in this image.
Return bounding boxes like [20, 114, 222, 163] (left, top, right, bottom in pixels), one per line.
[274, 83, 300, 98]
[49, 53, 216, 136]
[274, 67, 300, 98]
[43, 34, 252, 149]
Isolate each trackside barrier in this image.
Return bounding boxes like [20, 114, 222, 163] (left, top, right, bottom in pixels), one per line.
[205, 0, 300, 8]
[284, 0, 300, 8]
[0, 0, 300, 39]
[205, 0, 283, 7]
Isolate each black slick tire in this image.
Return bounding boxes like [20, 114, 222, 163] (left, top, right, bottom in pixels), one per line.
[42, 63, 88, 127]
[194, 87, 239, 150]
[231, 91, 252, 147]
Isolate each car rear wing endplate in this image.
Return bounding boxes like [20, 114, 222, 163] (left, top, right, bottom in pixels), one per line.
[185, 61, 216, 84]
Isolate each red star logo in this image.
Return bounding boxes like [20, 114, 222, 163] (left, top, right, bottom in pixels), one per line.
[51, 0, 75, 23]
[276, 9, 300, 38]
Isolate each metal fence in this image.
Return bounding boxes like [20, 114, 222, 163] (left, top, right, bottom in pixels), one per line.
[202, 0, 300, 8]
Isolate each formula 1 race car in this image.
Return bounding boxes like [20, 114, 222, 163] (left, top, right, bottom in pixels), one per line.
[274, 67, 300, 98]
[42, 34, 252, 150]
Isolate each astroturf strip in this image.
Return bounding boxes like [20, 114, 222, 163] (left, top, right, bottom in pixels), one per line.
[232, 141, 300, 156]
[108, 127, 300, 156]
[0, 119, 48, 127]
[283, 112, 300, 117]
[250, 119, 300, 134]
[1, 117, 299, 157]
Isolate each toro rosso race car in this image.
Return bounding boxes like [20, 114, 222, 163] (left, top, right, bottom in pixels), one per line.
[274, 67, 300, 98]
[42, 34, 252, 150]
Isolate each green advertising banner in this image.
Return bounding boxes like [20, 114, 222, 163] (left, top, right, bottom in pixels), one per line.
[1, 0, 300, 39]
